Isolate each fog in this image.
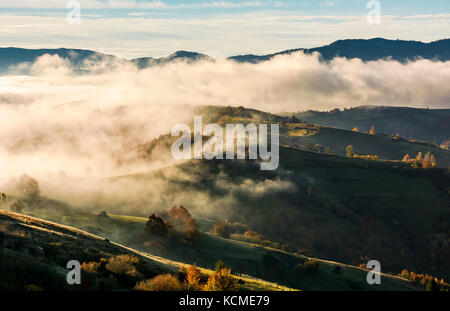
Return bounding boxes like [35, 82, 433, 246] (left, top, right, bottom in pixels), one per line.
[0, 51, 449, 215]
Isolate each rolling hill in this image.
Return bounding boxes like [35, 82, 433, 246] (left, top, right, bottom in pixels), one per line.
[2, 203, 422, 291]
[1, 105, 448, 290]
[195, 106, 450, 167]
[290, 105, 450, 146]
[228, 38, 450, 63]
[0, 210, 292, 291]
[15, 143, 449, 284]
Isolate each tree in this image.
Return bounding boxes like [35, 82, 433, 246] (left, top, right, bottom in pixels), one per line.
[145, 214, 170, 237]
[203, 268, 239, 291]
[10, 200, 24, 213]
[402, 154, 410, 162]
[213, 220, 230, 238]
[416, 152, 423, 163]
[18, 174, 40, 205]
[215, 260, 226, 272]
[430, 154, 437, 167]
[369, 125, 376, 135]
[186, 265, 202, 288]
[168, 205, 199, 242]
[346, 145, 354, 157]
[423, 152, 433, 169]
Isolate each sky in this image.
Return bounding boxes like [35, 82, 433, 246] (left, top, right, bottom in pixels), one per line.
[0, 0, 449, 58]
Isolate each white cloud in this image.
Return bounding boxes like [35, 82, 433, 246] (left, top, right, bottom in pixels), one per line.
[0, 0, 167, 9]
[0, 52, 449, 181]
[402, 13, 450, 20]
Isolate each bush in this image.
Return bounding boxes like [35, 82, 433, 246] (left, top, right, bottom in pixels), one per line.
[135, 274, 182, 291]
[185, 265, 202, 290]
[105, 254, 139, 277]
[81, 261, 101, 274]
[203, 268, 239, 291]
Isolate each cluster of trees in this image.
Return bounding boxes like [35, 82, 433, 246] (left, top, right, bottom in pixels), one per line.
[80, 254, 143, 290]
[213, 219, 293, 250]
[135, 261, 239, 291]
[353, 154, 379, 160]
[402, 152, 437, 168]
[145, 205, 200, 242]
[213, 219, 248, 238]
[80, 255, 239, 291]
[399, 269, 449, 291]
[0, 174, 41, 214]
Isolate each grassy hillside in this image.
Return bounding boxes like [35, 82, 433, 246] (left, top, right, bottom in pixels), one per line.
[9, 206, 421, 291]
[105, 146, 449, 280]
[2, 105, 448, 290]
[192, 106, 450, 167]
[0, 210, 292, 291]
[290, 105, 450, 146]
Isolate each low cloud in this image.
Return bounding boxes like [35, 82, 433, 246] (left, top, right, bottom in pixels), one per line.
[0, 51, 449, 183]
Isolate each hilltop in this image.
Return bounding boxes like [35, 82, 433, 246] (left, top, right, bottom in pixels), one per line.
[1, 38, 450, 73]
[290, 105, 450, 146]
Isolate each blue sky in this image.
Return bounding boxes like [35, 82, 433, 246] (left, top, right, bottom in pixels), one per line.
[0, 0, 449, 58]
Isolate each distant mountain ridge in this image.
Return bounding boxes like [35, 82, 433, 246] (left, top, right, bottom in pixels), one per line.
[228, 38, 450, 63]
[1, 38, 449, 73]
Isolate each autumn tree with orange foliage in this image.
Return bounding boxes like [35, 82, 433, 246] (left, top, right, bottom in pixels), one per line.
[203, 268, 239, 291]
[168, 205, 200, 242]
[186, 265, 201, 285]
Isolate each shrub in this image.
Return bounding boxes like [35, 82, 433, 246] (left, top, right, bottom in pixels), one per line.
[105, 254, 139, 277]
[203, 268, 239, 291]
[135, 274, 182, 291]
[81, 261, 101, 274]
